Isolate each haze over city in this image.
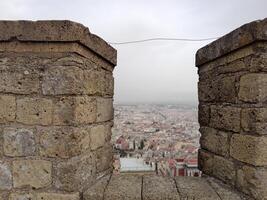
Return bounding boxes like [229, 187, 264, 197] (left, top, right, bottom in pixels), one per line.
[1, 0, 266, 104]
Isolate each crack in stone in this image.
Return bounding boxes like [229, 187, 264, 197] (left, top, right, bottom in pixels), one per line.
[103, 173, 113, 200]
[173, 178, 182, 200]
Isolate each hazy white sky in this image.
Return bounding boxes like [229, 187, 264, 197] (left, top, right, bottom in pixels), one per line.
[0, 0, 266, 104]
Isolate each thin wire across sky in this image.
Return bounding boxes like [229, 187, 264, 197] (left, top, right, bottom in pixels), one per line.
[109, 37, 220, 45]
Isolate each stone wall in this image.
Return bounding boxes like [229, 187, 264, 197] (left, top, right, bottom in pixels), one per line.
[0, 21, 116, 200]
[197, 18, 267, 200]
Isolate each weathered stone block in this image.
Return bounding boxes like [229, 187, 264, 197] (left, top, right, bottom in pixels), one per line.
[9, 193, 34, 200]
[42, 66, 113, 96]
[198, 76, 236, 103]
[9, 192, 80, 200]
[206, 177, 244, 200]
[53, 97, 74, 125]
[55, 154, 96, 192]
[0, 191, 8, 200]
[13, 160, 52, 189]
[95, 144, 113, 173]
[53, 96, 96, 125]
[143, 175, 180, 200]
[216, 76, 237, 103]
[241, 108, 267, 134]
[90, 124, 111, 150]
[38, 126, 90, 158]
[16, 98, 53, 125]
[237, 165, 267, 200]
[230, 134, 267, 166]
[200, 127, 229, 156]
[198, 104, 210, 126]
[239, 74, 267, 102]
[0, 162, 12, 190]
[36, 193, 80, 200]
[210, 105, 241, 132]
[175, 177, 220, 200]
[0, 95, 15, 123]
[198, 81, 215, 102]
[96, 98, 113, 122]
[212, 155, 236, 185]
[83, 175, 111, 200]
[105, 174, 142, 200]
[198, 149, 214, 175]
[73, 97, 97, 124]
[3, 128, 35, 157]
[84, 70, 113, 96]
[42, 66, 86, 95]
[0, 71, 39, 94]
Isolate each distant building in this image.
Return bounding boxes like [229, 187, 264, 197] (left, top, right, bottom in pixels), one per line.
[120, 157, 156, 174]
[184, 158, 201, 177]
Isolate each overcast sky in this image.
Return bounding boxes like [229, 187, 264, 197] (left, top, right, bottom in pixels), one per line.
[0, 0, 266, 105]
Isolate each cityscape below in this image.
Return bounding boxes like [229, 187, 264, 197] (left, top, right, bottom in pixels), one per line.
[112, 104, 202, 177]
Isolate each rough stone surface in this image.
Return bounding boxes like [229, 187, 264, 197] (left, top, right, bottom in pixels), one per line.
[206, 177, 245, 200]
[0, 95, 15, 123]
[42, 66, 87, 95]
[84, 174, 250, 200]
[0, 162, 12, 190]
[95, 144, 113, 174]
[239, 73, 267, 102]
[96, 98, 113, 122]
[12, 160, 52, 189]
[3, 128, 35, 157]
[210, 105, 241, 132]
[237, 165, 267, 200]
[35, 193, 80, 200]
[143, 175, 180, 200]
[105, 174, 142, 200]
[200, 127, 229, 156]
[74, 97, 97, 124]
[196, 18, 267, 66]
[90, 124, 110, 150]
[43, 68, 114, 96]
[16, 98, 53, 125]
[198, 150, 214, 175]
[0, 20, 117, 65]
[9, 193, 34, 200]
[175, 177, 220, 200]
[0, 20, 116, 199]
[241, 107, 267, 134]
[198, 104, 210, 126]
[9, 192, 80, 200]
[54, 97, 97, 125]
[0, 70, 39, 94]
[230, 134, 267, 166]
[38, 126, 90, 158]
[83, 174, 111, 200]
[198, 76, 237, 103]
[55, 153, 96, 192]
[197, 18, 267, 200]
[212, 155, 236, 185]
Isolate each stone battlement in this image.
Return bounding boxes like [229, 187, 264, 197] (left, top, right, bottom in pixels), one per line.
[0, 20, 115, 200]
[0, 19, 266, 200]
[197, 18, 267, 200]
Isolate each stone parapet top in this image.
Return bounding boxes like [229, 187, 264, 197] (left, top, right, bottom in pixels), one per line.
[84, 174, 250, 200]
[0, 20, 117, 65]
[196, 18, 267, 67]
